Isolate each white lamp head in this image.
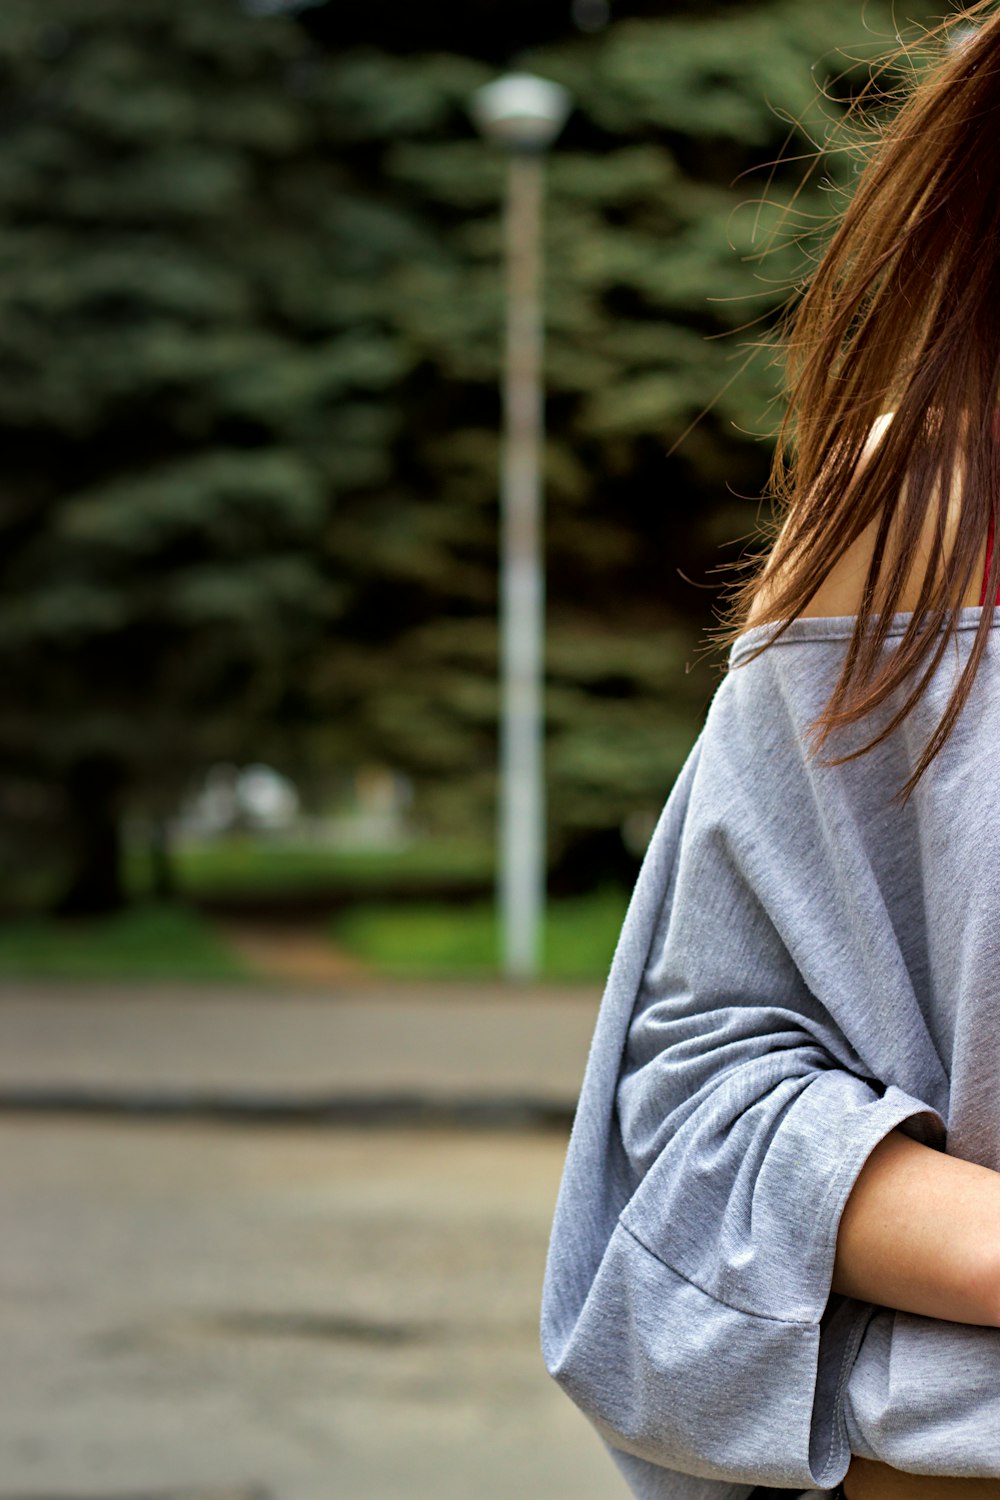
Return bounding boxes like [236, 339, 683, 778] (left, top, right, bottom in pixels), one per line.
[470, 72, 573, 153]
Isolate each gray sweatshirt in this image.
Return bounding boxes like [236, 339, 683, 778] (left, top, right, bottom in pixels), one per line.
[541, 609, 1000, 1499]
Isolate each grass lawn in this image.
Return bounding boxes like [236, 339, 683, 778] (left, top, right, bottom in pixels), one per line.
[0, 880, 629, 986]
[331, 887, 629, 983]
[0, 903, 251, 981]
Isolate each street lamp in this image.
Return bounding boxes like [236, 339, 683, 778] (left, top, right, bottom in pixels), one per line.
[470, 73, 572, 980]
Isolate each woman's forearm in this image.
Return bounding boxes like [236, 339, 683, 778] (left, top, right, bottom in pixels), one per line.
[831, 1128, 1000, 1326]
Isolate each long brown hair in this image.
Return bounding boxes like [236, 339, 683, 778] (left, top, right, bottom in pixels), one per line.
[731, 2, 1000, 797]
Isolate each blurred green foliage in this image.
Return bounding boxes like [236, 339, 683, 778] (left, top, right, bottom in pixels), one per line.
[0, 0, 935, 912]
[0, 0, 345, 911]
[125, 837, 495, 899]
[318, 0, 932, 883]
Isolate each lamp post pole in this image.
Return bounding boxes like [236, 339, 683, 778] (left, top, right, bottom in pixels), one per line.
[471, 74, 571, 981]
[500, 146, 545, 980]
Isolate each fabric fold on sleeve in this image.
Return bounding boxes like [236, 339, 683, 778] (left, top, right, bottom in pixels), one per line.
[602, 1080, 947, 1488]
[554, 1069, 940, 1489]
[844, 1310, 1000, 1476]
[541, 668, 947, 1497]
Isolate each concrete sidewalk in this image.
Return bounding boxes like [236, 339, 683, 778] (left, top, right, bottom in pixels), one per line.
[0, 979, 600, 1125]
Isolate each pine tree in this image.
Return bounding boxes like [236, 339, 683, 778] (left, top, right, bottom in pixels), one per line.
[0, 0, 941, 909]
[319, 0, 937, 880]
[0, 0, 349, 909]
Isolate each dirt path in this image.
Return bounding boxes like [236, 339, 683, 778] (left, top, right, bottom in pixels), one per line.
[218, 921, 370, 984]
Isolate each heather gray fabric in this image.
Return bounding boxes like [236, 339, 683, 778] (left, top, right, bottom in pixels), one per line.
[542, 608, 1000, 1498]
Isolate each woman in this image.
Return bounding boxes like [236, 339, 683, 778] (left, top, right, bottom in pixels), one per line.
[542, 7, 1000, 1500]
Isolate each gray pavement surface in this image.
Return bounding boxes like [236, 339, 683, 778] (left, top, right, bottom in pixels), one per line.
[0, 980, 601, 1123]
[0, 1114, 624, 1500]
[0, 980, 620, 1497]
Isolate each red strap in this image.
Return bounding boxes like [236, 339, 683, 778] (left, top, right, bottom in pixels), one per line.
[982, 513, 998, 608]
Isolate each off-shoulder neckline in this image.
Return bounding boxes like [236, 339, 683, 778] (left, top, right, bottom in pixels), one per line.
[729, 605, 1000, 667]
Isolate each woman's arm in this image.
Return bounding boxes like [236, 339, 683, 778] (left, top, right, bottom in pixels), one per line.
[832, 1127, 1000, 1326]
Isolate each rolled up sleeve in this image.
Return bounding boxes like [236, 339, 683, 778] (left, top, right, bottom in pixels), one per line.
[542, 738, 945, 1493]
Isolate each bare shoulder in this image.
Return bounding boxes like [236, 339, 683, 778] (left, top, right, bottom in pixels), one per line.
[746, 415, 983, 628]
[746, 515, 887, 628]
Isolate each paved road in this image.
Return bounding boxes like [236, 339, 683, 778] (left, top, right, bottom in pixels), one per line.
[0, 980, 601, 1121]
[0, 1114, 624, 1500]
[0, 981, 625, 1497]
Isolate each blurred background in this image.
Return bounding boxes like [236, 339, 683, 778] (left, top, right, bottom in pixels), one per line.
[0, 1, 941, 1497]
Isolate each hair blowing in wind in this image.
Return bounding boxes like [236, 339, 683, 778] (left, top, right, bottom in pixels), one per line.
[730, 2, 1000, 797]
